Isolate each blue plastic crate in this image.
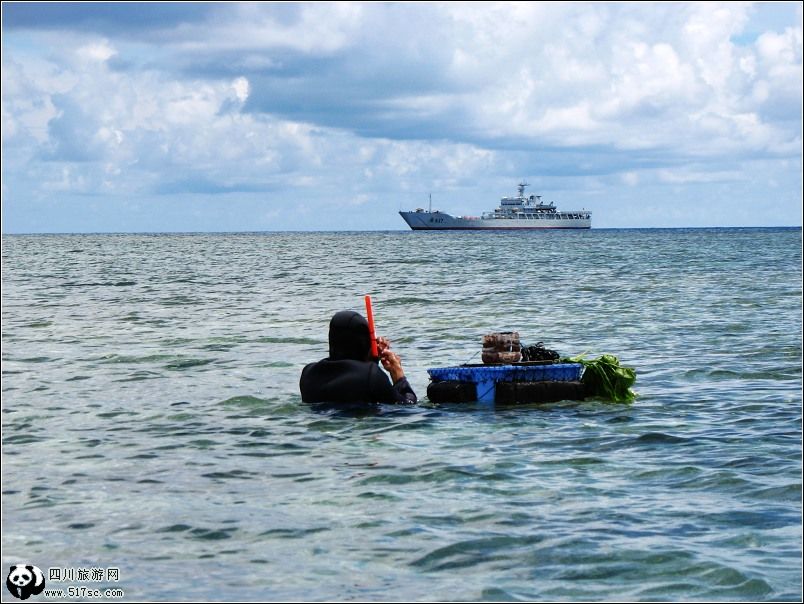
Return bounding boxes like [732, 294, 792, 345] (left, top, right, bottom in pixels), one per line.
[427, 363, 583, 383]
[427, 363, 584, 403]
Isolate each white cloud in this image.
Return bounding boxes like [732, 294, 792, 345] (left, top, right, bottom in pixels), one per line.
[656, 167, 743, 184]
[1, 2, 801, 231]
[3, 36, 503, 206]
[232, 77, 250, 103]
[76, 39, 117, 63]
[621, 172, 639, 187]
[175, 2, 364, 54]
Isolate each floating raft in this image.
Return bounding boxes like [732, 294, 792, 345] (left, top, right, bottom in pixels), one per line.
[427, 362, 587, 404]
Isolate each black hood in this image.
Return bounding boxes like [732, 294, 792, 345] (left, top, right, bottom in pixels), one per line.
[328, 310, 371, 361]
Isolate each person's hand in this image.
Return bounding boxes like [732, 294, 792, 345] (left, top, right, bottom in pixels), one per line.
[376, 336, 391, 356]
[380, 349, 405, 383]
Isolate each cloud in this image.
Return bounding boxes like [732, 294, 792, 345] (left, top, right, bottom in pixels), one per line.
[76, 39, 117, 62]
[2, 2, 216, 36]
[2, 2, 801, 231]
[43, 93, 109, 162]
[224, 2, 800, 160]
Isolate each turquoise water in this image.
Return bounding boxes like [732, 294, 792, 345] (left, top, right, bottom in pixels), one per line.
[2, 228, 801, 601]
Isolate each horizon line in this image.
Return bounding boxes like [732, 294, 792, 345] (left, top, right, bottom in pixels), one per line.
[2, 225, 802, 236]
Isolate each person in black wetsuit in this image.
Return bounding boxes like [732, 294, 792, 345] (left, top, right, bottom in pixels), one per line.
[300, 310, 417, 405]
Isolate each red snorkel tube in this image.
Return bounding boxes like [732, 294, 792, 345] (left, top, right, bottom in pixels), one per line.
[364, 295, 379, 361]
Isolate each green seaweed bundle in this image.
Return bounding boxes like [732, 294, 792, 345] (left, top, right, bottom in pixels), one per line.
[565, 353, 637, 403]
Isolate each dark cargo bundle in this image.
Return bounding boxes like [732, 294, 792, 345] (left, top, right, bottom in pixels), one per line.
[521, 342, 560, 362]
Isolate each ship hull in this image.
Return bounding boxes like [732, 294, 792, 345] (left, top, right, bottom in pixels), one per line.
[399, 211, 591, 230]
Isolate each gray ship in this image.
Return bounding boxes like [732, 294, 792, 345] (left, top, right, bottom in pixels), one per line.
[399, 182, 591, 230]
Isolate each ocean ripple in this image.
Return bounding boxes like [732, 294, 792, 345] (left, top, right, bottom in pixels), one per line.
[1, 229, 800, 601]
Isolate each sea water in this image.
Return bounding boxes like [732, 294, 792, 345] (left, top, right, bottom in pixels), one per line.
[2, 228, 801, 601]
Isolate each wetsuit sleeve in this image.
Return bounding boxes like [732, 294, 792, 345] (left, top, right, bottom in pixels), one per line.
[391, 377, 417, 405]
[369, 364, 417, 404]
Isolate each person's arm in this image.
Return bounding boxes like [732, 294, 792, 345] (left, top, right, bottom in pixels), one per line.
[379, 348, 417, 404]
[391, 375, 417, 404]
[367, 337, 417, 404]
[380, 349, 405, 383]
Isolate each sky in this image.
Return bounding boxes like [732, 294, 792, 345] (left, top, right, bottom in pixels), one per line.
[1, 1, 802, 232]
